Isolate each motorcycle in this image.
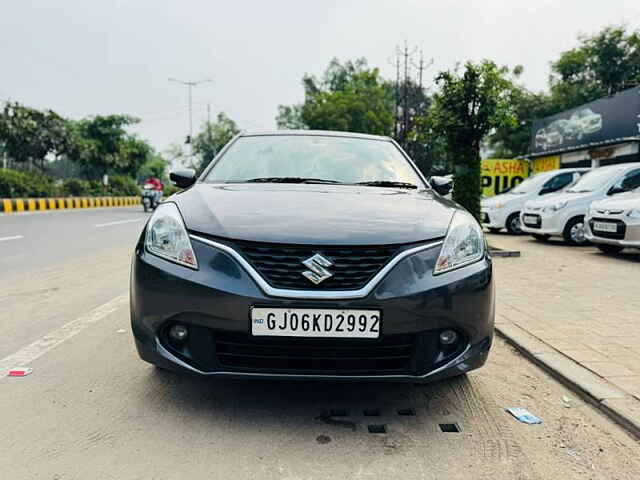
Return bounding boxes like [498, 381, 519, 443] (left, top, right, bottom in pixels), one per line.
[141, 184, 162, 212]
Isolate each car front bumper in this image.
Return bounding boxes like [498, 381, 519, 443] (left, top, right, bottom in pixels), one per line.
[520, 209, 565, 236]
[481, 207, 508, 229]
[131, 234, 495, 383]
[584, 215, 640, 248]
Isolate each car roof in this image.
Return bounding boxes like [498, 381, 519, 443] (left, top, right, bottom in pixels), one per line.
[239, 130, 393, 142]
[595, 162, 640, 172]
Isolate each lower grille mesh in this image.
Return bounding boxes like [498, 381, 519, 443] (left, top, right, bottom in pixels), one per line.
[214, 330, 415, 374]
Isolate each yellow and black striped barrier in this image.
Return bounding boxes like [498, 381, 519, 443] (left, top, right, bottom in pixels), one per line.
[0, 196, 140, 214]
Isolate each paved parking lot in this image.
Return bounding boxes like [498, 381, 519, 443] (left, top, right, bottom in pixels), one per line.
[489, 233, 640, 416]
[1, 209, 640, 479]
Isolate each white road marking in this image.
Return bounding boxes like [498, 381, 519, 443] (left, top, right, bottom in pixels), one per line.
[94, 218, 144, 228]
[0, 293, 128, 378]
[0, 235, 23, 242]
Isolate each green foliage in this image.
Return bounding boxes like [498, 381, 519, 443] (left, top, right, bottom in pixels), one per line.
[0, 168, 141, 198]
[138, 154, 169, 181]
[192, 112, 240, 173]
[430, 61, 516, 219]
[278, 58, 394, 136]
[275, 105, 306, 130]
[70, 114, 150, 178]
[61, 178, 90, 196]
[549, 26, 640, 109]
[0, 103, 73, 169]
[488, 84, 554, 157]
[0, 168, 57, 197]
[106, 174, 139, 196]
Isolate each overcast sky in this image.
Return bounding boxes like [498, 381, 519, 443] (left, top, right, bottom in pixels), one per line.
[2, 0, 639, 153]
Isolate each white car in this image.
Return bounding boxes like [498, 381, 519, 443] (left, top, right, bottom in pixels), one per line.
[585, 188, 640, 254]
[481, 168, 588, 234]
[521, 163, 640, 245]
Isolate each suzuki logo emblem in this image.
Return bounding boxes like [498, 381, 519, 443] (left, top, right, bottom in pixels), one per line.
[301, 253, 333, 285]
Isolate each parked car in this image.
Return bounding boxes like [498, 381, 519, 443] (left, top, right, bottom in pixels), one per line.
[520, 163, 640, 245]
[481, 168, 588, 234]
[130, 131, 494, 384]
[585, 187, 640, 254]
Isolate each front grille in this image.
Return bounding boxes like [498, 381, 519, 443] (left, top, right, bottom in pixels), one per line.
[233, 241, 402, 290]
[589, 217, 626, 239]
[214, 330, 415, 374]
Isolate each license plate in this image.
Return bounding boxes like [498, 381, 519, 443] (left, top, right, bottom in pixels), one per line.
[251, 308, 380, 338]
[593, 221, 617, 233]
[523, 214, 539, 225]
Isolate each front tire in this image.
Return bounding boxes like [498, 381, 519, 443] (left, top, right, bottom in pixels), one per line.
[506, 213, 522, 235]
[597, 244, 624, 255]
[563, 216, 589, 246]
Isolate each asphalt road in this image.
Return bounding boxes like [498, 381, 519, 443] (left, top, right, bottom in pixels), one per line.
[1, 208, 639, 479]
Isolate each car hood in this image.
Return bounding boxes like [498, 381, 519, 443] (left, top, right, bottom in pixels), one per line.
[525, 191, 593, 208]
[172, 183, 455, 245]
[590, 191, 640, 211]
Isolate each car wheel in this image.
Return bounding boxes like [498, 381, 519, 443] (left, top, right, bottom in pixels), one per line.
[488, 227, 501, 234]
[532, 234, 550, 242]
[563, 216, 589, 245]
[597, 244, 624, 255]
[505, 213, 522, 235]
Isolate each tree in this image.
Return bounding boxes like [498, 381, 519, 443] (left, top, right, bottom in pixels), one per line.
[0, 102, 73, 169]
[71, 114, 143, 179]
[277, 58, 395, 136]
[138, 153, 168, 181]
[549, 26, 640, 110]
[275, 105, 306, 129]
[192, 112, 240, 173]
[430, 61, 516, 219]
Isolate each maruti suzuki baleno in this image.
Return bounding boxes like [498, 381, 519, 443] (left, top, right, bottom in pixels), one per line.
[130, 131, 494, 383]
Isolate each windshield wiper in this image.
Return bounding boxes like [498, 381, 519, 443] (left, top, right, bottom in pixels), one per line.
[235, 177, 344, 184]
[355, 180, 418, 189]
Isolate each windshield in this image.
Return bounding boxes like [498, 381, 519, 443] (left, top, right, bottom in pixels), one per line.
[509, 173, 553, 194]
[203, 135, 423, 186]
[565, 167, 621, 193]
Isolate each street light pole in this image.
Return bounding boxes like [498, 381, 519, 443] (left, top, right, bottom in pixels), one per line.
[168, 77, 212, 162]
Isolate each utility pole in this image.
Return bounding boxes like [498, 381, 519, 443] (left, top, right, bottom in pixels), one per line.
[168, 77, 212, 160]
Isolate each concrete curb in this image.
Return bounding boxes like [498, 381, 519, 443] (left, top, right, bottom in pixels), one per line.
[0, 196, 139, 214]
[495, 321, 640, 439]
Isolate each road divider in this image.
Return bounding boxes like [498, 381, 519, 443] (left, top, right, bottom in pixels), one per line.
[0, 196, 140, 214]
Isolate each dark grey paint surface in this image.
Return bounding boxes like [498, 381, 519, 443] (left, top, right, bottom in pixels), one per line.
[172, 183, 455, 245]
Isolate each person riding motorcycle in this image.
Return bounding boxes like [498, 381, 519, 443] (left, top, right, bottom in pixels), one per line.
[142, 177, 163, 211]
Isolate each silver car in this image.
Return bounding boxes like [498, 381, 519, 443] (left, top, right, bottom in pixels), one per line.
[585, 188, 640, 254]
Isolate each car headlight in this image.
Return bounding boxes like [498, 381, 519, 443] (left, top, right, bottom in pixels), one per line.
[145, 203, 198, 269]
[544, 201, 567, 213]
[628, 209, 640, 219]
[434, 210, 485, 275]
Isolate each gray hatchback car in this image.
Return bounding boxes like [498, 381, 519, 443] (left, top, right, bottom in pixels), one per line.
[130, 131, 494, 383]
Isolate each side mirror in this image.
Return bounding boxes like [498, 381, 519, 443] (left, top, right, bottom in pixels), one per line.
[169, 168, 196, 189]
[429, 176, 453, 196]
